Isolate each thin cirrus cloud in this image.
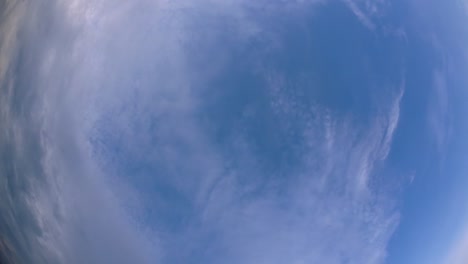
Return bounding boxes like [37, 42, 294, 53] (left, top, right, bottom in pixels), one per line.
[342, 0, 376, 30]
[185, 88, 404, 264]
[1, 0, 406, 263]
[444, 227, 468, 264]
[342, 0, 390, 31]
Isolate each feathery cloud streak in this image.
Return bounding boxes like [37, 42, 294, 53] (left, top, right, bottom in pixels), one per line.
[0, 0, 406, 263]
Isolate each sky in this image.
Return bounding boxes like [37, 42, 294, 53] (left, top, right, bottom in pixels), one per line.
[0, 0, 467, 264]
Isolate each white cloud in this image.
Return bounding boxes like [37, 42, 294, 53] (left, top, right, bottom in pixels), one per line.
[0, 0, 26, 86]
[343, 0, 376, 30]
[342, 0, 389, 30]
[198, 73, 405, 263]
[209, 111, 400, 264]
[444, 227, 468, 264]
[2, 0, 405, 263]
[428, 69, 451, 159]
[379, 84, 405, 161]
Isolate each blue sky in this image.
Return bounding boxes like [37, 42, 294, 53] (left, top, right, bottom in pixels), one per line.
[0, 0, 467, 263]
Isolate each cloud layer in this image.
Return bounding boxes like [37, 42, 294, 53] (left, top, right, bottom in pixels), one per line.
[0, 0, 407, 263]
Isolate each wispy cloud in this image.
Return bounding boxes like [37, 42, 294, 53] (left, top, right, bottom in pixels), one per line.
[342, 0, 390, 31]
[1, 0, 405, 263]
[343, 0, 376, 30]
[428, 69, 451, 159]
[0, 0, 25, 84]
[444, 227, 468, 264]
[173, 76, 405, 263]
[463, 0, 468, 15]
[379, 84, 405, 161]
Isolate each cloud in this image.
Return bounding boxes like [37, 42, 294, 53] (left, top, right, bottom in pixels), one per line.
[1, 0, 405, 263]
[343, 0, 376, 30]
[0, 0, 25, 86]
[0, 1, 158, 263]
[428, 67, 451, 162]
[342, 0, 390, 30]
[379, 84, 405, 161]
[444, 227, 468, 264]
[174, 86, 404, 264]
[462, 0, 468, 15]
[0, 2, 60, 264]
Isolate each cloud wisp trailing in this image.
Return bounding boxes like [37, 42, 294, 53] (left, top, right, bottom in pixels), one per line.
[0, 0, 406, 263]
[342, 0, 390, 30]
